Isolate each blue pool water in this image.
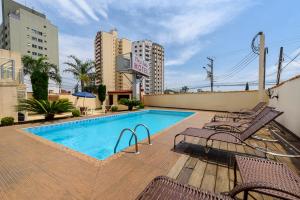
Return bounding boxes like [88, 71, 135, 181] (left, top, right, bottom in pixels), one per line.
[25, 110, 194, 160]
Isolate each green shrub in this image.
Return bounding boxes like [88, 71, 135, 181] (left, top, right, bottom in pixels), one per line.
[138, 103, 144, 109]
[119, 98, 140, 111]
[98, 84, 106, 105]
[1, 117, 14, 126]
[31, 70, 49, 100]
[111, 106, 118, 112]
[72, 109, 80, 117]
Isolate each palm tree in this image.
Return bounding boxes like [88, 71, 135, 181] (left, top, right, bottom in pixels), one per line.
[17, 98, 74, 120]
[181, 86, 189, 93]
[22, 56, 61, 100]
[63, 55, 95, 92]
[22, 55, 61, 84]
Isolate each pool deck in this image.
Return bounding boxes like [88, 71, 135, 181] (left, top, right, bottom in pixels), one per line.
[0, 109, 299, 200]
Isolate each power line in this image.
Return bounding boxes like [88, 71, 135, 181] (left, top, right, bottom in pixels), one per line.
[214, 52, 254, 79]
[280, 50, 300, 71]
[283, 53, 300, 65]
[216, 53, 258, 81]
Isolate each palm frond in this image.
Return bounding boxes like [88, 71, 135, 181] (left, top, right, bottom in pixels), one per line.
[17, 99, 74, 120]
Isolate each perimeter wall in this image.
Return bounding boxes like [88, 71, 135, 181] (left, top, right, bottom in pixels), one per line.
[144, 90, 267, 112]
[268, 75, 300, 137]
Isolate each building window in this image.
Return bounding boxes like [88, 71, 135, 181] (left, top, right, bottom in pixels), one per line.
[38, 39, 43, 42]
[38, 46, 43, 50]
[32, 36, 37, 41]
[32, 52, 37, 55]
[32, 44, 37, 48]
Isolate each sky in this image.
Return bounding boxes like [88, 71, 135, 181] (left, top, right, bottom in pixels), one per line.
[2, 0, 300, 91]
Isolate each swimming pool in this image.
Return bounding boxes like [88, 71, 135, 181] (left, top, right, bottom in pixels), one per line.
[25, 110, 194, 160]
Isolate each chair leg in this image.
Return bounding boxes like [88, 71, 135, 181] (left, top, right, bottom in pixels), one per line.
[174, 135, 178, 149]
[204, 139, 211, 153]
[243, 190, 249, 200]
[234, 160, 237, 186]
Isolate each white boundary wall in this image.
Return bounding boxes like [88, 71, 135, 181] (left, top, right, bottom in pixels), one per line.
[269, 76, 300, 137]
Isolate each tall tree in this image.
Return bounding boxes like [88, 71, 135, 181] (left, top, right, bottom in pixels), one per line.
[181, 86, 189, 93]
[245, 82, 249, 91]
[64, 55, 95, 92]
[97, 84, 106, 105]
[31, 70, 49, 100]
[22, 56, 61, 100]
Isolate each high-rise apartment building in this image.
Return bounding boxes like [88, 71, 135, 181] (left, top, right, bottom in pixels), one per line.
[0, 0, 59, 66]
[94, 29, 132, 92]
[132, 40, 164, 94]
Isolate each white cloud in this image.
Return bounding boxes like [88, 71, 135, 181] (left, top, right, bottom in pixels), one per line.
[40, 0, 89, 24]
[103, 0, 253, 44]
[58, 33, 94, 89]
[165, 70, 207, 89]
[59, 33, 94, 64]
[165, 44, 202, 66]
[73, 0, 100, 21]
[15, 0, 107, 24]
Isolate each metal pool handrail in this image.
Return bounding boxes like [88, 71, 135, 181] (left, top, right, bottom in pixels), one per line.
[114, 128, 139, 154]
[129, 124, 152, 146]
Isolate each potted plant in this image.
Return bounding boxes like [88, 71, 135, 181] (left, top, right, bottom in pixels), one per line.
[17, 98, 74, 120]
[119, 98, 140, 111]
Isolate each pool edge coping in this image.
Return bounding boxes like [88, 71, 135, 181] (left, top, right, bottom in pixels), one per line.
[16, 109, 198, 167]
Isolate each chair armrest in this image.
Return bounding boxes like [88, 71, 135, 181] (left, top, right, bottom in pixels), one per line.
[251, 135, 278, 142]
[227, 181, 299, 199]
[206, 131, 241, 142]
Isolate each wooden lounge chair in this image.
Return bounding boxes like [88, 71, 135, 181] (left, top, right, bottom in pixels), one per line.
[136, 176, 235, 200]
[174, 110, 297, 157]
[233, 101, 267, 114]
[212, 102, 267, 122]
[136, 156, 300, 200]
[136, 175, 296, 200]
[234, 155, 300, 200]
[204, 106, 273, 132]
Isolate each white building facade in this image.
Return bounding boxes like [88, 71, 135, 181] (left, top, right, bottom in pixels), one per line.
[132, 40, 164, 94]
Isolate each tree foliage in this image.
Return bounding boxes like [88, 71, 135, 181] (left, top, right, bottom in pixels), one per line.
[22, 55, 61, 100]
[97, 84, 106, 105]
[22, 55, 61, 83]
[31, 70, 49, 100]
[181, 86, 189, 93]
[17, 99, 74, 120]
[245, 82, 249, 91]
[119, 98, 140, 111]
[64, 55, 95, 92]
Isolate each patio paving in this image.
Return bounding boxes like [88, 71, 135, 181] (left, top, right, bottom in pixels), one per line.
[0, 109, 299, 200]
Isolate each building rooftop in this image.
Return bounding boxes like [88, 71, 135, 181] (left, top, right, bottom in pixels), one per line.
[2, 0, 46, 23]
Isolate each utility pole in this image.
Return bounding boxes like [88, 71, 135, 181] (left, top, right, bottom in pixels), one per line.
[203, 57, 214, 92]
[258, 32, 265, 101]
[276, 47, 284, 85]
